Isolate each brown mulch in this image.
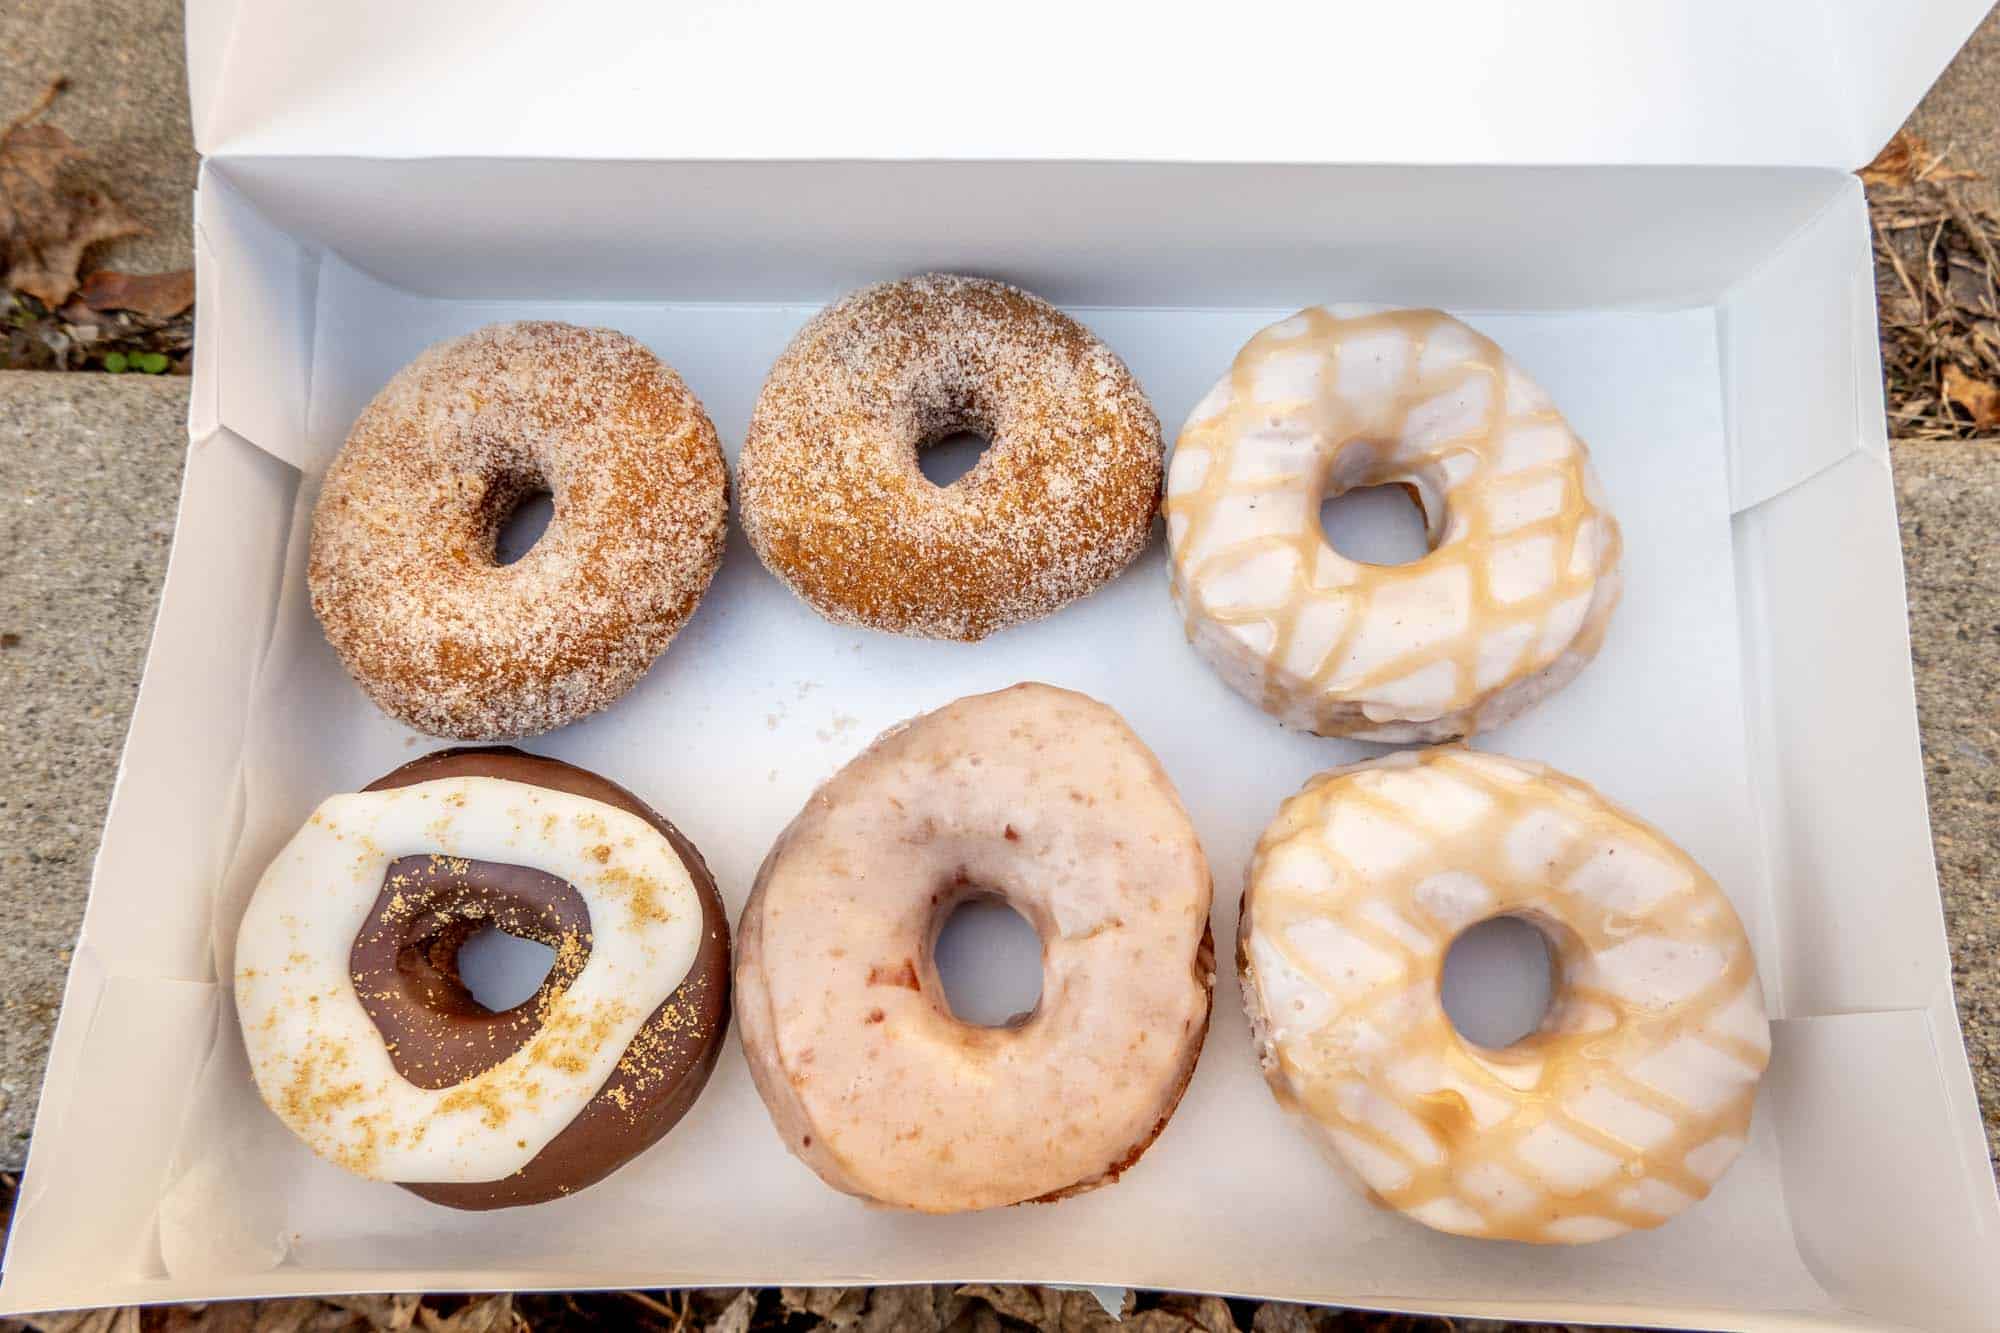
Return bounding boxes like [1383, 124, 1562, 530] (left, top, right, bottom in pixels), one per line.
[0, 1279, 1592, 1333]
[4, 289, 192, 374]
[1865, 130, 2000, 441]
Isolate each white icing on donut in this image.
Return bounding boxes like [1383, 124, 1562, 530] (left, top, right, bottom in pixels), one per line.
[1166, 307, 1623, 741]
[735, 683, 1213, 1212]
[235, 777, 701, 1183]
[1239, 749, 1769, 1244]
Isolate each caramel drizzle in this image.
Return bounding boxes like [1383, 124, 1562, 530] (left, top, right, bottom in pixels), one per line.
[1165, 308, 1622, 732]
[1247, 750, 1768, 1243]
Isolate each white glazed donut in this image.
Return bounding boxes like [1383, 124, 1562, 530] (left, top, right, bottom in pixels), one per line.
[1166, 306, 1623, 742]
[735, 683, 1215, 1212]
[1239, 748, 1769, 1244]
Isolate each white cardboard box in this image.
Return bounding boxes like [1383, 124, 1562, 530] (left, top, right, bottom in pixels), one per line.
[5, 2, 1999, 1327]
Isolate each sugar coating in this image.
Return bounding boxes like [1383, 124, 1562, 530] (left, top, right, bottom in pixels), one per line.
[734, 683, 1214, 1211]
[234, 777, 702, 1184]
[1239, 749, 1770, 1244]
[1166, 307, 1623, 742]
[739, 275, 1163, 642]
[309, 321, 729, 740]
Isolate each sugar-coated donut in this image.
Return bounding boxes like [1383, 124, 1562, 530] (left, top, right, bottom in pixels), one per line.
[735, 683, 1213, 1211]
[740, 275, 1163, 641]
[235, 748, 730, 1210]
[310, 321, 728, 741]
[1166, 306, 1622, 742]
[1240, 748, 1769, 1244]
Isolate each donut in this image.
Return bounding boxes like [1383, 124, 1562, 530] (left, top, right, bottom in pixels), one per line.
[739, 275, 1163, 641]
[1166, 306, 1622, 742]
[234, 747, 731, 1210]
[310, 321, 729, 740]
[1239, 748, 1769, 1244]
[735, 683, 1213, 1210]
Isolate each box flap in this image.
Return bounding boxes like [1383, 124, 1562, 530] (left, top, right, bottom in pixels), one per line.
[183, 0, 245, 163]
[1767, 1004, 2000, 1332]
[184, 0, 1988, 169]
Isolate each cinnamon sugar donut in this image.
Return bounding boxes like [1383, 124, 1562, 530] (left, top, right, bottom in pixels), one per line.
[735, 684, 1214, 1211]
[310, 322, 728, 740]
[1167, 306, 1622, 741]
[740, 275, 1163, 641]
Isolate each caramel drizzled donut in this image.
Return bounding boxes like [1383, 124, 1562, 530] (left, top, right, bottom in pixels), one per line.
[740, 275, 1163, 641]
[310, 322, 729, 740]
[1240, 748, 1769, 1244]
[1166, 306, 1622, 741]
[735, 684, 1214, 1211]
[236, 748, 730, 1210]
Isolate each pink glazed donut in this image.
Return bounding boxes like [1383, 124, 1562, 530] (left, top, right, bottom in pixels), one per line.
[734, 683, 1215, 1211]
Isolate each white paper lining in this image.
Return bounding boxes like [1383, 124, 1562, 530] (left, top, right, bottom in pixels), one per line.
[152, 267, 1825, 1310]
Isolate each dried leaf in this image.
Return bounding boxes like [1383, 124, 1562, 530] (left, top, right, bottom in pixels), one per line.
[955, 1285, 1053, 1330]
[1863, 130, 1981, 190]
[416, 1295, 522, 1333]
[710, 1289, 760, 1333]
[784, 1286, 958, 1333]
[1124, 1295, 1238, 1333]
[0, 79, 144, 308]
[325, 1293, 423, 1330]
[944, 1306, 1008, 1333]
[954, 1285, 1126, 1333]
[155, 1302, 257, 1333]
[14, 1308, 142, 1333]
[75, 267, 193, 317]
[617, 1290, 681, 1326]
[236, 1299, 364, 1333]
[181, 1297, 374, 1333]
[1943, 363, 2000, 429]
[781, 1287, 868, 1331]
[1863, 131, 1924, 188]
[855, 1286, 958, 1333]
[1248, 1306, 1320, 1333]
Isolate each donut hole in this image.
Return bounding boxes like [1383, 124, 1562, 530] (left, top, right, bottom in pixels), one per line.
[453, 925, 558, 1012]
[932, 894, 1043, 1027]
[494, 490, 556, 565]
[1441, 915, 1555, 1049]
[918, 429, 992, 489]
[1319, 483, 1433, 566]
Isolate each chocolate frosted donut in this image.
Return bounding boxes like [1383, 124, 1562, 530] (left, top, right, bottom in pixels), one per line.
[310, 321, 729, 740]
[236, 748, 730, 1210]
[740, 275, 1163, 641]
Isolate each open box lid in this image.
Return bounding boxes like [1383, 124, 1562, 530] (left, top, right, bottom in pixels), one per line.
[185, 0, 1988, 169]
